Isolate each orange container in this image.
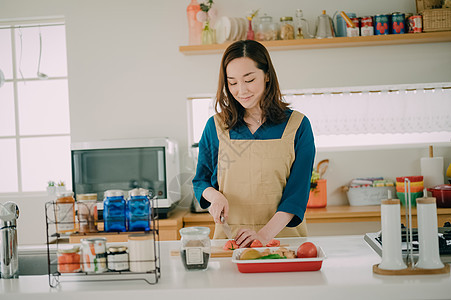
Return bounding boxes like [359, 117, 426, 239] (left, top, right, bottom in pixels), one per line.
[307, 179, 327, 208]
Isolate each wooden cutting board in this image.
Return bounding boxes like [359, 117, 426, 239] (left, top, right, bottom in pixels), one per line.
[171, 246, 235, 258]
[170, 244, 289, 258]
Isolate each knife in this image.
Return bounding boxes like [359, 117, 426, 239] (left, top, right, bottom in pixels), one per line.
[220, 215, 233, 240]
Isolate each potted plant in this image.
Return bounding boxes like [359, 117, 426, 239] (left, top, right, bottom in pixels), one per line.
[56, 181, 66, 194]
[47, 181, 56, 196]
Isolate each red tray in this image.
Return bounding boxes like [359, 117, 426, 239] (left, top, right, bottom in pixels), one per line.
[231, 246, 326, 273]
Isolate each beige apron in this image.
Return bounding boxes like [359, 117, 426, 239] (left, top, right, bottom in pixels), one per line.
[213, 111, 308, 239]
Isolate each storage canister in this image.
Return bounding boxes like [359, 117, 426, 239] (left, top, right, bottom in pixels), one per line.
[279, 16, 295, 40]
[128, 233, 155, 272]
[107, 246, 129, 271]
[255, 14, 278, 41]
[77, 193, 98, 233]
[103, 190, 126, 232]
[55, 191, 76, 234]
[81, 237, 107, 273]
[57, 245, 81, 273]
[179, 226, 211, 271]
[127, 188, 151, 231]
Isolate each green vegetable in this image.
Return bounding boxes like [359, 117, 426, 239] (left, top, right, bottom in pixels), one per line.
[256, 254, 286, 260]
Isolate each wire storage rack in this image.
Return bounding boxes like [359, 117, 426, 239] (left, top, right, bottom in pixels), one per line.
[44, 197, 161, 288]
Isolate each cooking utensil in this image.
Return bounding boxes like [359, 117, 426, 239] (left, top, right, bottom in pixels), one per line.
[428, 184, 451, 208]
[220, 215, 233, 240]
[317, 159, 329, 179]
[37, 28, 48, 80]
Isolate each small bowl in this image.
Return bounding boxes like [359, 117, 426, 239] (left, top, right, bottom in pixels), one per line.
[397, 191, 423, 207]
[396, 185, 424, 193]
[396, 176, 423, 183]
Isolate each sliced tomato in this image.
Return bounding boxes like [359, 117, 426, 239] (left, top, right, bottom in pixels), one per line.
[250, 240, 263, 247]
[223, 240, 239, 250]
[266, 239, 280, 247]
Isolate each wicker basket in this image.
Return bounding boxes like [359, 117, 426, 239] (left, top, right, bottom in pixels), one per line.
[416, 0, 451, 32]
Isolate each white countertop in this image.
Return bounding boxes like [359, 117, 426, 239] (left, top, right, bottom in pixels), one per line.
[1, 235, 450, 300]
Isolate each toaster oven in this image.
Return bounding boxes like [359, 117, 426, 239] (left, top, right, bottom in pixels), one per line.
[71, 138, 180, 218]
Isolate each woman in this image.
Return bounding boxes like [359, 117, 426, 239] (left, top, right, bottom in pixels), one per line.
[192, 40, 315, 248]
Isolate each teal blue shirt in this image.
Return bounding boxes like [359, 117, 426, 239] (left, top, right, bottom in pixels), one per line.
[192, 110, 315, 227]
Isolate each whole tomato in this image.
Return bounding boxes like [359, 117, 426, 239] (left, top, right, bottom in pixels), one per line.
[296, 242, 318, 258]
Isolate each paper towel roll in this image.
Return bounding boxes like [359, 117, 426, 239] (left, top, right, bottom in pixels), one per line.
[421, 157, 444, 188]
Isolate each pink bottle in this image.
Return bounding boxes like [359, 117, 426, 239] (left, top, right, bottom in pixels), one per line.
[187, 0, 203, 45]
[247, 19, 255, 40]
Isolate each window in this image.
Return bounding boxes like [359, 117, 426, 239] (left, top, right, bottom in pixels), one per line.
[187, 82, 451, 150]
[0, 20, 71, 193]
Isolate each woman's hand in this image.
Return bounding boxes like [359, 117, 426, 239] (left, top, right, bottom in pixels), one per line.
[202, 187, 229, 224]
[235, 228, 269, 248]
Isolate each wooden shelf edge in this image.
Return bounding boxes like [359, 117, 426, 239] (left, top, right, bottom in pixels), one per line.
[179, 31, 451, 54]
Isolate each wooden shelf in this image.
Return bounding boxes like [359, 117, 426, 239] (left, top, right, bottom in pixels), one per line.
[184, 205, 451, 228]
[179, 31, 451, 55]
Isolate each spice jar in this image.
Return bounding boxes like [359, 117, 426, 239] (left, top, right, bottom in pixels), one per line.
[179, 227, 211, 271]
[107, 246, 129, 271]
[77, 193, 98, 233]
[255, 14, 278, 41]
[127, 188, 151, 231]
[55, 191, 76, 234]
[103, 190, 126, 232]
[280, 16, 295, 40]
[57, 245, 81, 273]
[128, 233, 155, 272]
[81, 237, 108, 273]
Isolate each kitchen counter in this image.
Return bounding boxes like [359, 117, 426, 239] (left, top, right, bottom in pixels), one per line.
[1, 236, 450, 300]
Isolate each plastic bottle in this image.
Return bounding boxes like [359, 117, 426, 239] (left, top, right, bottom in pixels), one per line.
[103, 190, 126, 232]
[187, 0, 202, 45]
[127, 188, 151, 231]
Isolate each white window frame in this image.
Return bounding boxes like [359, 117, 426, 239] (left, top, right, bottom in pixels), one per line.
[186, 82, 451, 152]
[0, 18, 70, 196]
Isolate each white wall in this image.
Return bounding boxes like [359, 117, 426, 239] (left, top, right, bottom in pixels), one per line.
[2, 0, 451, 244]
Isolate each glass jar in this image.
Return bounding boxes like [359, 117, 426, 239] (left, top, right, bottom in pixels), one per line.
[80, 237, 107, 273]
[179, 227, 211, 271]
[255, 14, 278, 41]
[55, 191, 76, 234]
[57, 245, 81, 273]
[280, 16, 295, 40]
[295, 9, 312, 39]
[77, 193, 98, 233]
[127, 188, 151, 231]
[107, 246, 129, 271]
[103, 190, 126, 232]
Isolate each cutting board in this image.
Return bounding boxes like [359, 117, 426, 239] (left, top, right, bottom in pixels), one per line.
[171, 246, 235, 258]
[171, 245, 289, 258]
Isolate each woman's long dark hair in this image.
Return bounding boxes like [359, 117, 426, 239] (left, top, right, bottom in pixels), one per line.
[215, 40, 289, 129]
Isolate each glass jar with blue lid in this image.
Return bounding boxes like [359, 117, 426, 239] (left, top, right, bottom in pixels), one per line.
[103, 190, 126, 232]
[127, 188, 151, 231]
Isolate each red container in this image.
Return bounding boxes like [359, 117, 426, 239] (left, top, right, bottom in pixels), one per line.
[428, 184, 451, 208]
[396, 176, 423, 183]
[307, 179, 327, 208]
[232, 246, 326, 273]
